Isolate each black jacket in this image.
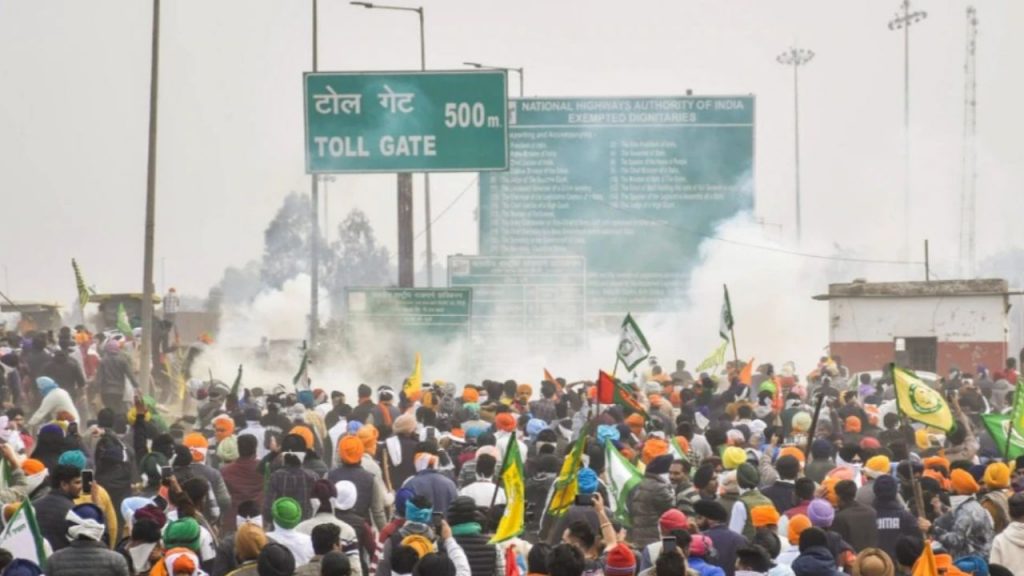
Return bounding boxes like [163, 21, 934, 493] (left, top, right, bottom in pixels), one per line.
[47, 539, 130, 576]
[452, 532, 497, 576]
[35, 491, 76, 551]
[832, 501, 878, 552]
[761, 480, 797, 514]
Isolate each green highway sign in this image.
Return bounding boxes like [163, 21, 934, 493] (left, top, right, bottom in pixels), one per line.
[304, 70, 509, 173]
[448, 256, 585, 376]
[479, 96, 755, 316]
[345, 287, 472, 340]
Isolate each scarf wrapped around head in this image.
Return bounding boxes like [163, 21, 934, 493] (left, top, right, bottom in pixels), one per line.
[414, 452, 438, 472]
[405, 499, 433, 524]
[66, 504, 106, 542]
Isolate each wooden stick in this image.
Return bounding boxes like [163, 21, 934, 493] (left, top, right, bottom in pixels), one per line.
[804, 393, 826, 458]
[901, 416, 927, 519]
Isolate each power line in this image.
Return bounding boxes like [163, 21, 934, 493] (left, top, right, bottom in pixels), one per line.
[414, 176, 477, 240]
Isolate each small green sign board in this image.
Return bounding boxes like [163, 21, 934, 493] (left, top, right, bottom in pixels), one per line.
[345, 287, 471, 340]
[448, 256, 586, 375]
[304, 70, 509, 173]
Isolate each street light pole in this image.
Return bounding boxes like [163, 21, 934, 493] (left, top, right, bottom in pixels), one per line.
[139, 0, 161, 395]
[888, 0, 927, 260]
[464, 62, 525, 97]
[352, 2, 429, 286]
[310, 0, 321, 350]
[776, 47, 814, 244]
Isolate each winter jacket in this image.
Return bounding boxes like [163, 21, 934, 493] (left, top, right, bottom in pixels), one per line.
[872, 497, 920, 561]
[687, 557, 726, 576]
[42, 357, 85, 397]
[991, 521, 1024, 574]
[804, 460, 833, 484]
[761, 481, 797, 514]
[175, 462, 232, 523]
[35, 491, 77, 551]
[220, 457, 264, 532]
[629, 475, 675, 547]
[401, 469, 458, 519]
[47, 539, 130, 576]
[328, 463, 388, 531]
[545, 504, 613, 545]
[96, 352, 136, 397]
[791, 546, 843, 576]
[528, 398, 558, 423]
[931, 496, 994, 559]
[385, 435, 420, 488]
[452, 527, 503, 576]
[831, 501, 878, 552]
[703, 524, 748, 576]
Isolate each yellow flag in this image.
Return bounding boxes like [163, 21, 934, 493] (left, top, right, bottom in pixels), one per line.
[548, 428, 586, 516]
[489, 432, 525, 543]
[894, 365, 954, 432]
[911, 539, 938, 576]
[404, 353, 422, 400]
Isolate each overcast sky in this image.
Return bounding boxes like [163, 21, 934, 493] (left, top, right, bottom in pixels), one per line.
[1, 0, 1022, 307]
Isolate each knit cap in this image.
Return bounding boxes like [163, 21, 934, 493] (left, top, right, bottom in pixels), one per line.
[446, 496, 480, 526]
[603, 543, 636, 576]
[807, 498, 835, 528]
[658, 509, 688, 534]
[271, 497, 302, 529]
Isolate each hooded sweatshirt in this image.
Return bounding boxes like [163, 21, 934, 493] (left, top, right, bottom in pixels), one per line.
[990, 520, 1024, 575]
[791, 547, 843, 576]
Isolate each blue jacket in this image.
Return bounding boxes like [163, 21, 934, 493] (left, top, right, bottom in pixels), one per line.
[688, 557, 726, 576]
[402, 469, 458, 518]
[791, 546, 843, 576]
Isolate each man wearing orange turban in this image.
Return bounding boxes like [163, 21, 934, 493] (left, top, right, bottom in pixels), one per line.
[930, 469, 993, 559]
[328, 435, 388, 532]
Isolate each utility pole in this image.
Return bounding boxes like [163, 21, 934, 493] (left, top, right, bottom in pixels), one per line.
[310, 0, 321, 349]
[959, 7, 978, 278]
[888, 0, 927, 261]
[464, 62, 525, 97]
[776, 46, 814, 244]
[139, 0, 161, 395]
[351, 2, 426, 287]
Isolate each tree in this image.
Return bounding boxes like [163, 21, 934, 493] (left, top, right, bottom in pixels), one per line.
[214, 260, 262, 307]
[327, 209, 391, 306]
[260, 191, 332, 289]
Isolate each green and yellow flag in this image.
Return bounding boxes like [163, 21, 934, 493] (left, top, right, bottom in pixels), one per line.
[893, 364, 955, 432]
[116, 303, 132, 336]
[695, 341, 728, 373]
[71, 259, 90, 310]
[489, 432, 525, 543]
[404, 352, 422, 400]
[548, 427, 587, 517]
[981, 378, 1024, 459]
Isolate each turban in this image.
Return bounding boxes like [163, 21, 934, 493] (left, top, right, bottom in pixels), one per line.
[163, 518, 201, 553]
[788, 514, 812, 545]
[217, 436, 239, 463]
[21, 459, 45, 475]
[844, 416, 862, 433]
[526, 418, 548, 440]
[212, 415, 235, 442]
[859, 437, 881, 451]
[462, 387, 479, 402]
[401, 534, 434, 558]
[272, 497, 302, 529]
[722, 446, 747, 470]
[790, 411, 812, 433]
[853, 549, 896, 576]
[807, 499, 835, 528]
[183, 433, 209, 462]
[641, 438, 669, 465]
[338, 435, 364, 465]
[950, 469, 979, 495]
[923, 456, 950, 474]
[597, 425, 621, 446]
[603, 543, 636, 576]
[693, 500, 728, 523]
[289, 426, 314, 450]
[36, 377, 58, 396]
[625, 413, 645, 433]
[495, 413, 517, 432]
[332, 480, 357, 512]
[983, 462, 1010, 489]
[647, 454, 673, 475]
[864, 455, 891, 479]
[356, 424, 379, 456]
[393, 414, 417, 435]
[258, 543, 296, 576]
[134, 505, 167, 528]
[57, 450, 87, 471]
[737, 463, 760, 490]
[750, 505, 780, 528]
[235, 522, 267, 562]
[577, 467, 599, 495]
[915, 429, 931, 451]
[779, 446, 805, 464]
[517, 384, 532, 398]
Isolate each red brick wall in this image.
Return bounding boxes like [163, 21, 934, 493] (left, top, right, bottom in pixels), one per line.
[830, 341, 1006, 375]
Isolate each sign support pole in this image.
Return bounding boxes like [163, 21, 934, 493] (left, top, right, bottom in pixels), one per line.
[139, 0, 161, 396]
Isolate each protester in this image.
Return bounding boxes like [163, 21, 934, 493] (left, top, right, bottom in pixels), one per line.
[989, 492, 1024, 574]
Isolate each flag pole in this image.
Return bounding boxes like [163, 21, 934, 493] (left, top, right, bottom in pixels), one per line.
[612, 356, 620, 379]
[1004, 382, 1020, 461]
[729, 326, 740, 370]
[490, 430, 512, 511]
[803, 393, 826, 458]
[900, 415, 927, 518]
